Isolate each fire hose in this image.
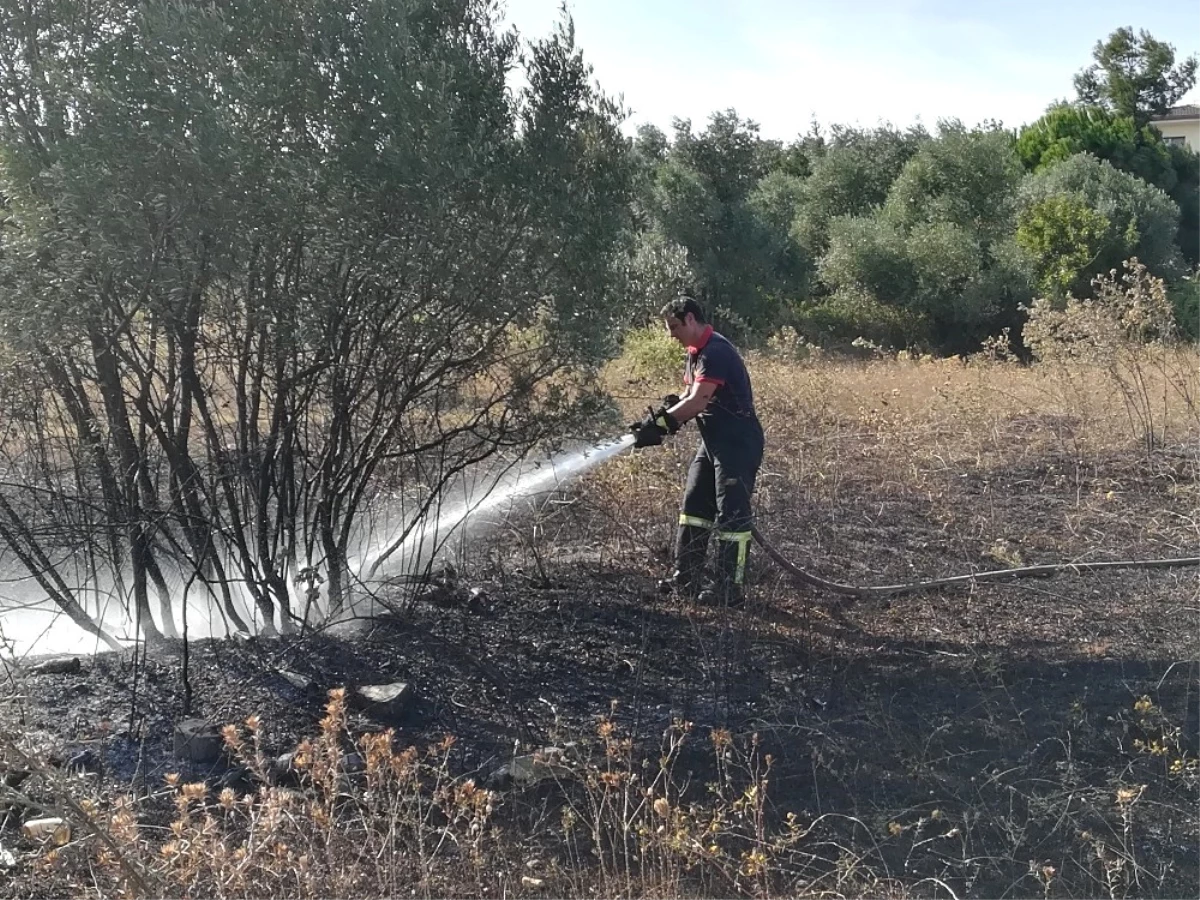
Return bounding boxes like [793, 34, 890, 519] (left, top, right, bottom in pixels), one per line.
[751, 525, 1200, 601]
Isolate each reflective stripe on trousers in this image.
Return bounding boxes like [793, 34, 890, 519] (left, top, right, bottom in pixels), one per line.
[679, 513, 715, 529]
[716, 530, 752, 584]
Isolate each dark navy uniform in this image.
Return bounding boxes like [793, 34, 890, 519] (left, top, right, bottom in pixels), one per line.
[676, 326, 764, 594]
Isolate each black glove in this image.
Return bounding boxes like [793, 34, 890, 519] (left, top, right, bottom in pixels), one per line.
[629, 403, 681, 448]
[656, 395, 682, 434]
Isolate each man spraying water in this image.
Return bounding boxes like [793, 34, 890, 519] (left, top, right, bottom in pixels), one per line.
[629, 295, 765, 607]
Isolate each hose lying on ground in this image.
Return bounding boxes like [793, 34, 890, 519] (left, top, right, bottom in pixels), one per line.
[751, 526, 1200, 601]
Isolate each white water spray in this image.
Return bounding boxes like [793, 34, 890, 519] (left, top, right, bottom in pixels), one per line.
[0, 434, 636, 659]
[356, 434, 636, 581]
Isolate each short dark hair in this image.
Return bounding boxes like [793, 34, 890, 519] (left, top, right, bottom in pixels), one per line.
[659, 294, 706, 323]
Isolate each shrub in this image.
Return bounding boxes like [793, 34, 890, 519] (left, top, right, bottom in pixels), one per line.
[1024, 258, 1188, 448]
[1025, 258, 1177, 359]
[765, 326, 822, 362]
[1017, 193, 1115, 298]
[1019, 154, 1182, 297]
[795, 285, 931, 351]
[1168, 275, 1200, 341]
[615, 324, 686, 385]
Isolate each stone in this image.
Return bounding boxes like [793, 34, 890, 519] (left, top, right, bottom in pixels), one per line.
[488, 745, 575, 790]
[218, 765, 256, 793]
[1, 768, 31, 791]
[343, 752, 366, 775]
[267, 753, 302, 787]
[351, 683, 414, 719]
[27, 657, 81, 676]
[173, 719, 223, 764]
[277, 670, 323, 702]
[414, 584, 461, 607]
[65, 749, 102, 775]
[22, 818, 69, 844]
[466, 587, 491, 614]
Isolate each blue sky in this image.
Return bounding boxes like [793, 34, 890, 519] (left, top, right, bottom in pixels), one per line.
[500, 0, 1200, 139]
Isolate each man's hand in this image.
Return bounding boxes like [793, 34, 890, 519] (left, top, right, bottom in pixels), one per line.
[630, 404, 680, 448]
[656, 395, 682, 433]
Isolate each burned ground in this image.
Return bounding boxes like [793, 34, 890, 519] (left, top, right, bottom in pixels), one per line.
[1, 356, 1198, 898]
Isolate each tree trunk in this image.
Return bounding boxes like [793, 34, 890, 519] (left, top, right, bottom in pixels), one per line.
[0, 495, 124, 653]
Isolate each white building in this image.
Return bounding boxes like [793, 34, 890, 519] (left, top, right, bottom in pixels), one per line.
[1151, 104, 1199, 151]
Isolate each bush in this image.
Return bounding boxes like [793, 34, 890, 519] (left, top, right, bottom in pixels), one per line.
[764, 326, 821, 362]
[615, 324, 686, 384]
[1025, 259, 1177, 360]
[795, 285, 931, 351]
[1017, 193, 1115, 298]
[790, 125, 929, 256]
[883, 123, 1024, 246]
[1019, 154, 1182, 297]
[818, 215, 915, 304]
[1168, 275, 1200, 340]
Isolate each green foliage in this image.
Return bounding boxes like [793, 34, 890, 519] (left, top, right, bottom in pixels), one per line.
[671, 110, 772, 205]
[883, 122, 1024, 246]
[630, 123, 669, 204]
[819, 216, 914, 304]
[1017, 194, 1114, 298]
[1163, 142, 1200, 266]
[1017, 104, 1165, 179]
[746, 170, 809, 288]
[616, 29, 1198, 358]
[756, 138, 815, 179]
[790, 124, 928, 256]
[1168, 276, 1200, 341]
[517, 16, 638, 359]
[634, 123, 669, 164]
[794, 285, 931, 351]
[617, 324, 686, 384]
[1016, 103, 1199, 266]
[0, 0, 634, 626]
[646, 158, 721, 263]
[904, 221, 985, 316]
[1074, 27, 1198, 127]
[747, 170, 807, 234]
[640, 110, 801, 334]
[621, 230, 694, 321]
[813, 124, 1032, 353]
[1019, 153, 1182, 298]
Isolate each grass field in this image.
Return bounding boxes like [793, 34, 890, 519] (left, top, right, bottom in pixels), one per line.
[2, 348, 1197, 899]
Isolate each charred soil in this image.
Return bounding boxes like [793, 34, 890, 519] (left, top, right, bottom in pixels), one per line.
[2, 356, 1198, 898]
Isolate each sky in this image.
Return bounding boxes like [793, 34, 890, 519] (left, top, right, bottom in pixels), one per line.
[499, 0, 1200, 140]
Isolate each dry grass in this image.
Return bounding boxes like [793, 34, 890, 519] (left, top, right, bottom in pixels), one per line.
[1, 688, 903, 899]
[598, 344, 1199, 562]
[3, 341, 1198, 899]
[574, 344, 1200, 900]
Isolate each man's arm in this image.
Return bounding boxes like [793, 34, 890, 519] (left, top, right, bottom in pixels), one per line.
[668, 381, 717, 424]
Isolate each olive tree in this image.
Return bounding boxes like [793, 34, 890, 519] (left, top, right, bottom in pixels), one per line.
[1017, 153, 1181, 302]
[811, 124, 1032, 353]
[0, 0, 632, 643]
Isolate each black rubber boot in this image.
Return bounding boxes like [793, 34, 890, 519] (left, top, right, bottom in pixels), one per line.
[696, 582, 744, 608]
[657, 568, 701, 598]
[700, 531, 751, 607]
[658, 523, 710, 597]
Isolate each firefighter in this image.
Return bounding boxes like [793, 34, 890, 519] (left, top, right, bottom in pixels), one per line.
[629, 295, 764, 606]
